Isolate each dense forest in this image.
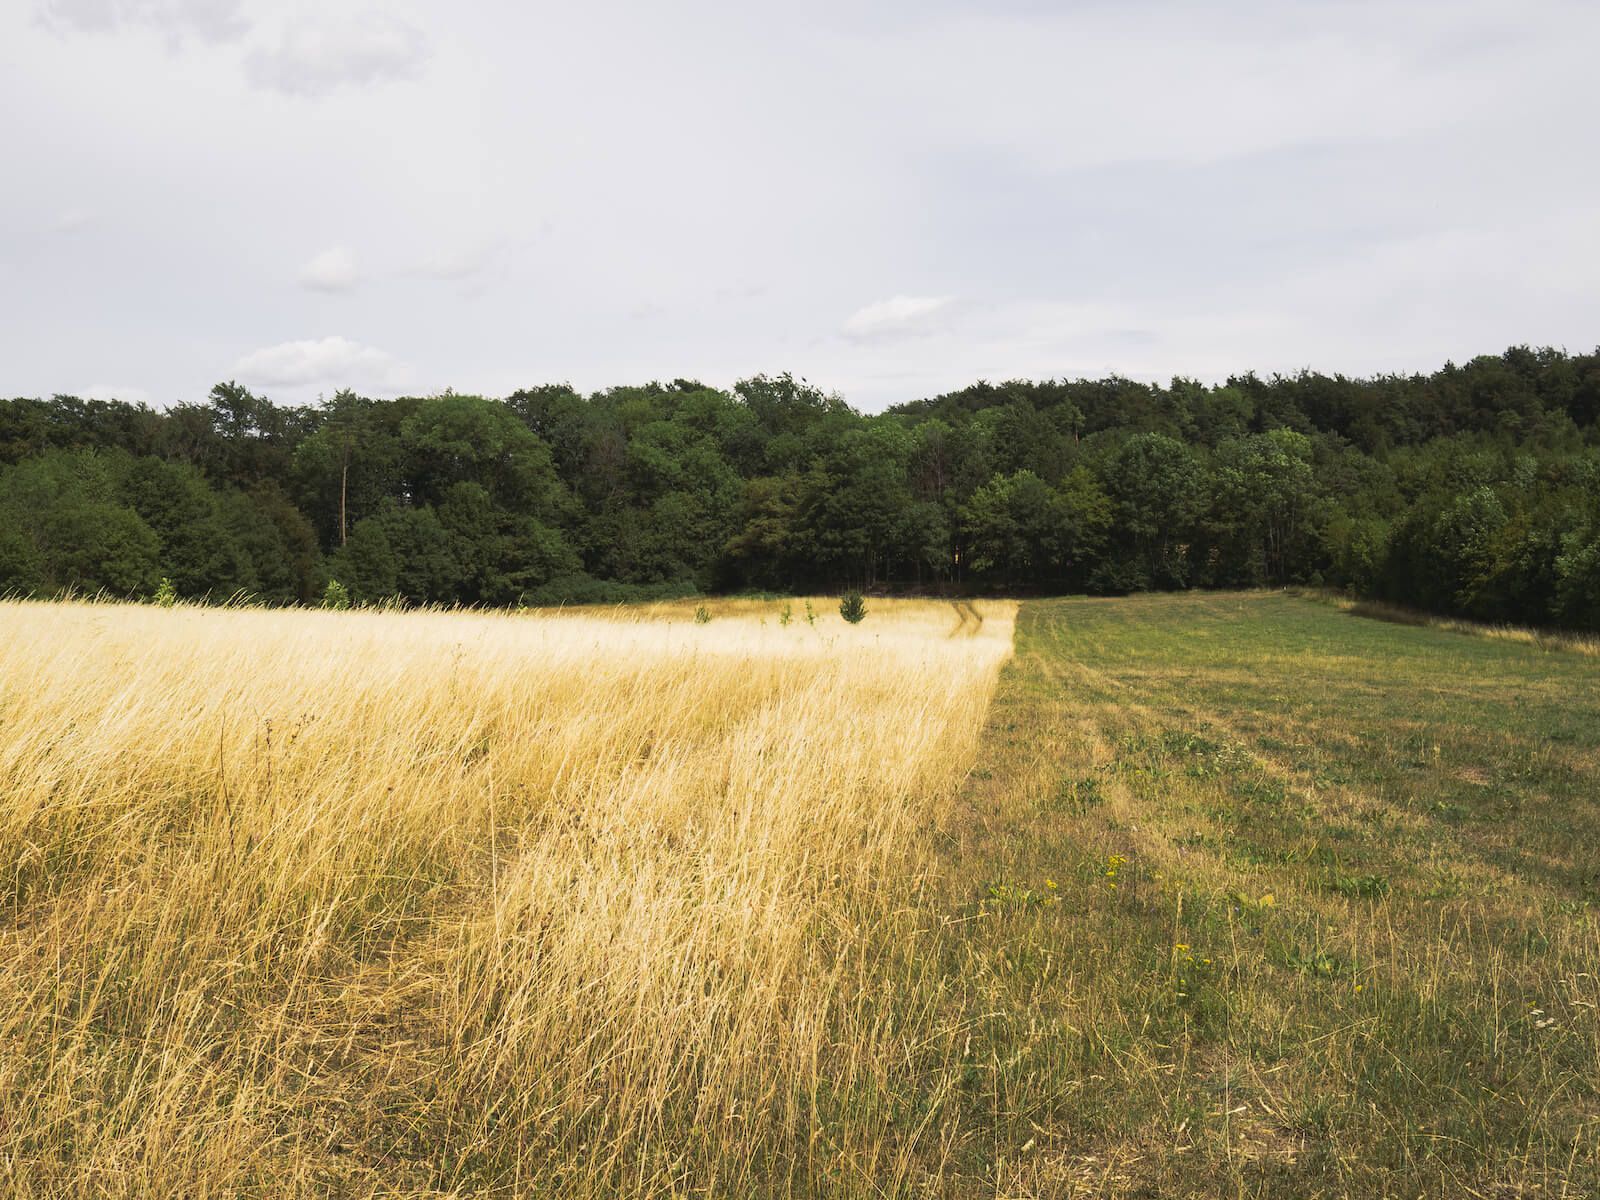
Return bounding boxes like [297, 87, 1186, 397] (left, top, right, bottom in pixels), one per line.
[3, 345, 1599, 630]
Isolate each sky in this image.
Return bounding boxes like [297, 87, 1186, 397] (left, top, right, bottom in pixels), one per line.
[2, 0, 1598, 412]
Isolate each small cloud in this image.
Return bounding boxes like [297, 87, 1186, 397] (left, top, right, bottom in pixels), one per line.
[714, 282, 770, 301]
[409, 243, 496, 282]
[35, 0, 117, 34]
[297, 245, 360, 292]
[244, 12, 429, 97]
[79, 383, 152, 405]
[36, 0, 249, 45]
[233, 335, 412, 394]
[51, 208, 93, 234]
[37, 1, 427, 96]
[843, 294, 954, 341]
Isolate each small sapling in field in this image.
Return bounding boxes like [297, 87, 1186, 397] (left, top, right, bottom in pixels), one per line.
[694, 604, 711, 624]
[322, 579, 351, 610]
[839, 591, 867, 624]
[779, 601, 793, 627]
[154, 578, 177, 608]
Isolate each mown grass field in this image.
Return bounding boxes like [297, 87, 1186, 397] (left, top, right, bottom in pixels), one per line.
[924, 592, 1600, 1197]
[2, 591, 1596, 1198]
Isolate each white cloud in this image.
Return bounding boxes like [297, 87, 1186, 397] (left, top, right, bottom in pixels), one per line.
[410, 243, 496, 282]
[36, 0, 429, 95]
[842, 294, 953, 341]
[297, 245, 360, 292]
[50, 207, 92, 233]
[36, 0, 249, 44]
[243, 11, 429, 96]
[233, 336, 412, 395]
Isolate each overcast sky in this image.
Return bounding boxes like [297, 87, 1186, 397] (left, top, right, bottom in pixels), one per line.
[3, 0, 1598, 411]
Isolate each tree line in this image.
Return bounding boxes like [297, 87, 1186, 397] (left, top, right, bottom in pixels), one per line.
[3, 345, 1599, 629]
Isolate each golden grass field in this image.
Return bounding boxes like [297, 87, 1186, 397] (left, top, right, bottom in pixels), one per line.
[0, 597, 1015, 1197]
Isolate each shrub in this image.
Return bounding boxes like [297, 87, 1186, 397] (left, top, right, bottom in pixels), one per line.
[154, 577, 177, 608]
[322, 579, 352, 610]
[839, 591, 867, 624]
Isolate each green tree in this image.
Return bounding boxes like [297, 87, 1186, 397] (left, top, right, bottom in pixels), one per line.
[0, 523, 44, 594]
[116, 456, 256, 598]
[964, 470, 1062, 585]
[400, 393, 570, 518]
[333, 518, 400, 602]
[1554, 525, 1600, 629]
[43, 504, 161, 595]
[1096, 433, 1204, 590]
[723, 474, 807, 589]
[0, 450, 161, 596]
[1203, 430, 1320, 586]
[438, 482, 578, 605]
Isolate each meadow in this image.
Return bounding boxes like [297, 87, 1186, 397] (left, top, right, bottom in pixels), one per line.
[2, 591, 1597, 1198]
[929, 592, 1600, 1197]
[0, 597, 1014, 1196]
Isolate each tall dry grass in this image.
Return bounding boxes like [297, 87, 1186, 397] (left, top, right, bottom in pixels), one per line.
[0, 597, 1014, 1197]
